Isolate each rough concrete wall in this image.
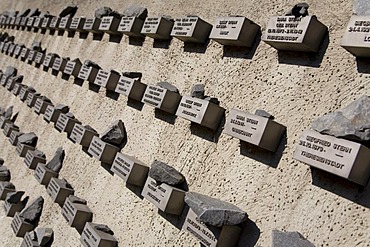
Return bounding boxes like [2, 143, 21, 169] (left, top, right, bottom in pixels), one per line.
[0, 0, 369, 247]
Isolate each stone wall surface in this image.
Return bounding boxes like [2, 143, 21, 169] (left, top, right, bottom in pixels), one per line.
[0, 0, 369, 247]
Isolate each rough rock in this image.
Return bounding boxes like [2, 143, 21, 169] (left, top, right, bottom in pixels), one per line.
[157, 81, 179, 93]
[1, 11, 10, 17]
[122, 5, 148, 20]
[95, 7, 122, 19]
[11, 112, 18, 122]
[353, 0, 370, 15]
[0, 158, 4, 165]
[286, 3, 309, 18]
[59, 179, 73, 189]
[84, 125, 98, 133]
[94, 224, 114, 235]
[185, 192, 248, 227]
[68, 195, 87, 205]
[101, 120, 127, 147]
[190, 84, 205, 99]
[0, 32, 8, 41]
[0, 181, 15, 189]
[18, 133, 38, 147]
[45, 147, 65, 173]
[35, 228, 54, 246]
[59, 5, 78, 18]
[148, 160, 185, 185]
[65, 112, 75, 118]
[5, 66, 17, 77]
[255, 109, 274, 119]
[41, 96, 51, 103]
[0, 166, 10, 181]
[4, 106, 12, 119]
[47, 53, 59, 59]
[272, 230, 315, 247]
[84, 60, 101, 69]
[312, 96, 370, 142]
[31, 41, 42, 51]
[5, 36, 14, 42]
[19, 196, 44, 225]
[55, 104, 69, 113]
[28, 9, 41, 17]
[13, 75, 23, 83]
[204, 97, 220, 105]
[122, 72, 142, 80]
[31, 150, 46, 159]
[27, 87, 36, 93]
[17, 9, 30, 17]
[5, 191, 24, 204]
[39, 11, 52, 18]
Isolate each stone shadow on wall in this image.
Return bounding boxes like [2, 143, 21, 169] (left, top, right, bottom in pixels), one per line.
[239, 132, 287, 169]
[61, 73, 71, 81]
[183, 39, 210, 53]
[222, 31, 261, 59]
[106, 90, 120, 101]
[88, 83, 100, 93]
[277, 31, 329, 68]
[79, 32, 89, 40]
[57, 30, 65, 36]
[126, 183, 144, 199]
[127, 98, 144, 111]
[153, 38, 172, 49]
[235, 219, 260, 247]
[109, 34, 123, 43]
[93, 33, 104, 41]
[356, 57, 370, 74]
[154, 108, 177, 125]
[158, 203, 189, 230]
[311, 167, 370, 209]
[129, 37, 145, 46]
[73, 78, 84, 87]
[190, 113, 225, 143]
[67, 31, 76, 38]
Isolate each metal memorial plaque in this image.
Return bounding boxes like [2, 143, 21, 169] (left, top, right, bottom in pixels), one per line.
[0, 116, 11, 129]
[6, 78, 16, 91]
[3, 42, 9, 53]
[141, 17, 174, 39]
[24, 150, 46, 170]
[225, 109, 286, 152]
[52, 57, 63, 71]
[111, 153, 149, 186]
[0, 75, 8, 86]
[83, 17, 102, 33]
[98, 16, 120, 34]
[8, 44, 15, 55]
[62, 197, 93, 230]
[88, 136, 119, 164]
[94, 70, 109, 87]
[262, 16, 327, 52]
[171, 17, 212, 43]
[70, 17, 86, 31]
[15, 17, 21, 26]
[34, 164, 58, 186]
[80, 222, 118, 247]
[4, 200, 26, 217]
[210, 16, 260, 47]
[43, 54, 56, 67]
[0, 182, 16, 200]
[34, 98, 52, 115]
[64, 60, 82, 77]
[341, 16, 370, 57]
[20, 48, 29, 59]
[14, 45, 22, 56]
[94, 70, 120, 90]
[141, 85, 167, 108]
[58, 17, 71, 30]
[16, 143, 36, 158]
[49, 17, 60, 29]
[294, 130, 370, 186]
[21, 231, 39, 247]
[9, 130, 22, 146]
[142, 177, 185, 215]
[78, 65, 94, 82]
[11, 212, 34, 237]
[26, 93, 39, 107]
[44, 105, 54, 122]
[0, 42, 4, 51]
[19, 87, 29, 101]
[118, 17, 144, 37]
[115, 76, 147, 101]
[34, 52, 44, 64]
[70, 124, 98, 147]
[41, 17, 51, 28]
[3, 122, 19, 137]
[47, 177, 74, 206]
[20, 17, 28, 27]
[33, 17, 42, 28]
[55, 113, 69, 132]
[176, 96, 225, 130]
[26, 17, 35, 27]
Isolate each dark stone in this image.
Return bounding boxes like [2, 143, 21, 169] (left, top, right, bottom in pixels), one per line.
[204, 97, 220, 105]
[19, 196, 44, 225]
[28, 87, 36, 93]
[84, 125, 98, 133]
[5, 36, 14, 42]
[28, 9, 41, 17]
[5, 191, 24, 204]
[101, 120, 127, 147]
[11, 112, 18, 122]
[148, 160, 185, 186]
[185, 192, 248, 227]
[0, 32, 8, 41]
[45, 147, 65, 173]
[286, 3, 309, 18]
[190, 84, 205, 99]
[312, 96, 370, 142]
[13, 75, 23, 83]
[272, 230, 315, 247]
[18, 133, 38, 147]
[41, 96, 51, 103]
[0, 158, 3, 165]
[94, 224, 114, 235]
[59, 5, 78, 18]
[31, 150, 46, 159]
[122, 5, 148, 20]
[47, 53, 60, 59]
[157, 81, 179, 93]
[55, 104, 69, 113]
[94, 7, 122, 19]
[1, 181, 15, 189]
[31, 41, 42, 51]
[0, 166, 10, 181]
[84, 60, 101, 70]
[60, 178, 73, 189]
[255, 109, 275, 120]
[9, 11, 18, 17]
[39, 12, 52, 18]
[122, 72, 142, 80]
[65, 112, 75, 118]
[68, 195, 87, 205]
[5, 66, 17, 77]
[35, 228, 54, 246]
[17, 9, 30, 17]
[4, 106, 13, 119]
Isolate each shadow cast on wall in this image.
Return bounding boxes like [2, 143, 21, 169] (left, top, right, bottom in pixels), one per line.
[222, 31, 262, 59]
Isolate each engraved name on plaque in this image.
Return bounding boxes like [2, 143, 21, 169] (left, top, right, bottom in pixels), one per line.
[93, 70, 120, 91]
[141, 17, 174, 39]
[3, 122, 19, 137]
[16, 142, 36, 158]
[111, 153, 149, 186]
[83, 17, 102, 33]
[141, 85, 182, 114]
[70, 17, 86, 31]
[294, 130, 370, 186]
[34, 164, 58, 186]
[24, 150, 46, 170]
[98, 16, 121, 34]
[118, 17, 144, 37]
[77, 65, 99, 83]
[176, 96, 225, 130]
[49, 17, 60, 30]
[34, 99, 52, 115]
[341, 16, 370, 57]
[41, 17, 51, 29]
[58, 17, 72, 30]
[224, 109, 286, 152]
[43, 54, 56, 68]
[70, 124, 98, 147]
[47, 177, 74, 206]
[171, 16, 212, 43]
[114, 75, 147, 101]
[34, 52, 45, 65]
[26, 17, 35, 27]
[33, 17, 42, 28]
[11, 212, 34, 237]
[0, 182, 15, 200]
[62, 196, 93, 231]
[52, 57, 63, 71]
[9, 131, 22, 146]
[80, 222, 118, 247]
[20, 47, 29, 59]
[88, 136, 120, 165]
[262, 16, 327, 52]
[141, 177, 185, 215]
[55, 113, 81, 136]
[14, 45, 23, 56]
[64, 60, 82, 77]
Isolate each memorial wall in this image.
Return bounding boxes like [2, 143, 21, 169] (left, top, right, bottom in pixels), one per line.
[0, 0, 369, 246]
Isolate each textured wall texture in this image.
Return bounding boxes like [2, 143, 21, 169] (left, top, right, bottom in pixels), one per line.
[0, 0, 369, 247]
